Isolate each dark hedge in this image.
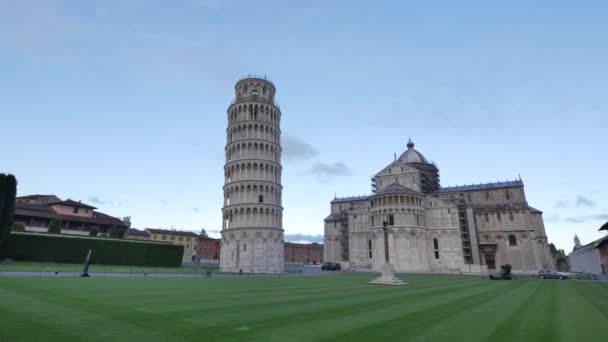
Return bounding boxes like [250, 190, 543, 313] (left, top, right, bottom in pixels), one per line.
[0, 174, 17, 247]
[2, 232, 184, 267]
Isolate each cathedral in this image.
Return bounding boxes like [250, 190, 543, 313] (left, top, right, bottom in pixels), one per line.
[324, 140, 553, 274]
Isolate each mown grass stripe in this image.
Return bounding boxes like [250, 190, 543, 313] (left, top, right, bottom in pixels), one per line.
[0, 274, 606, 341]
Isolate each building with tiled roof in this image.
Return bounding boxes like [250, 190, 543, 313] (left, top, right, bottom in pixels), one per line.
[324, 140, 553, 275]
[145, 228, 201, 263]
[14, 195, 130, 236]
[125, 228, 151, 240]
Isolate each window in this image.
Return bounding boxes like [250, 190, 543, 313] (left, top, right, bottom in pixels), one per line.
[484, 213, 489, 222]
[486, 192, 490, 200]
[433, 238, 439, 259]
[508, 235, 517, 246]
[244, 244, 247, 251]
[371, 216, 375, 226]
[85, 209, 88, 213]
[154, 235, 157, 239]
[187, 237, 191, 242]
[388, 214, 395, 226]
[509, 212, 514, 221]
[73, 207, 79, 214]
[259, 195, 264, 203]
[497, 212, 502, 221]
[186, 244, 190, 249]
[368, 240, 372, 258]
[506, 190, 511, 200]
[162, 235, 167, 240]
[447, 208, 451, 214]
[179, 236, 183, 241]
[170, 236, 175, 241]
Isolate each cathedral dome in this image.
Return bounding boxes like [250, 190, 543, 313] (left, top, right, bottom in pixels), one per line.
[398, 139, 429, 164]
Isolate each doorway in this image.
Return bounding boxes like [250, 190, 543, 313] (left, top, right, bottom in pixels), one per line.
[485, 254, 496, 270]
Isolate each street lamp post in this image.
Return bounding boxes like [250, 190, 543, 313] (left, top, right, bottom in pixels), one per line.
[368, 216, 406, 285]
[383, 221, 389, 263]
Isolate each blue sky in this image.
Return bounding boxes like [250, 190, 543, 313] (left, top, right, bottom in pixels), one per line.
[1, 0, 607, 250]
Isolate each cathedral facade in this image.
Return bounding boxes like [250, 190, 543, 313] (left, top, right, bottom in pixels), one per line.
[324, 140, 553, 274]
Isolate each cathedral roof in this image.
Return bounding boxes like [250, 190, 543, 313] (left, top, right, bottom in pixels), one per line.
[472, 203, 542, 214]
[397, 139, 429, 164]
[438, 180, 524, 193]
[324, 213, 341, 222]
[375, 183, 420, 196]
[331, 195, 369, 203]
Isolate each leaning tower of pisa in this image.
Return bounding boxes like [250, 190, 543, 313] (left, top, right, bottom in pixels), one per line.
[219, 76, 284, 274]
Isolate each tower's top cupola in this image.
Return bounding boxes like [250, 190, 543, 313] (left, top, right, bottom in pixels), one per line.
[398, 139, 429, 164]
[234, 75, 276, 101]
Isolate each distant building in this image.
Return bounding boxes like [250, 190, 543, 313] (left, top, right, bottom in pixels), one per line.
[125, 228, 151, 240]
[549, 243, 570, 272]
[569, 234, 608, 274]
[196, 236, 221, 261]
[284, 242, 323, 264]
[146, 228, 199, 263]
[15, 195, 129, 236]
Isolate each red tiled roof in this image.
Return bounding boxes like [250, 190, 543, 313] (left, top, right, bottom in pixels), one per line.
[14, 202, 128, 227]
[145, 228, 200, 238]
[127, 228, 151, 236]
[48, 199, 97, 210]
[284, 242, 323, 247]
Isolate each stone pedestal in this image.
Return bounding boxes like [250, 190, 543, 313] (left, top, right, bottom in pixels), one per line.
[369, 263, 407, 286]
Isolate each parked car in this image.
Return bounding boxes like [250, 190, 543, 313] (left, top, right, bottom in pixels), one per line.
[321, 262, 341, 271]
[538, 269, 568, 280]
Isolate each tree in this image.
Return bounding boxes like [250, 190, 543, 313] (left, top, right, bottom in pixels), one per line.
[200, 228, 208, 237]
[89, 226, 99, 237]
[109, 226, 126, 239]
[0, 174, 17, 247]
[48, 219, 63, 234]
[11, 222, 25, 232]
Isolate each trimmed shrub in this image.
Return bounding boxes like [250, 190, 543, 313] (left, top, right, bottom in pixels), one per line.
[48, 219, 63, 234]
[109, 226, 126, 239]
[2, 232, 184, 267]
[11, 222, 25, 232]
[0, 174, 17, 246]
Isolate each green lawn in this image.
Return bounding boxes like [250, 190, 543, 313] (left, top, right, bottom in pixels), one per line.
[0, 274, 606, 341]
[0, 261, 218, 274]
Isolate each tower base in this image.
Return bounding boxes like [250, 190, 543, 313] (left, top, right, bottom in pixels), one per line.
[219, 228, 284, 274]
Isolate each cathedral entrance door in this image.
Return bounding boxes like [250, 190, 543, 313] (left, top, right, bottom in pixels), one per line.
[485, 254, 496, 270]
